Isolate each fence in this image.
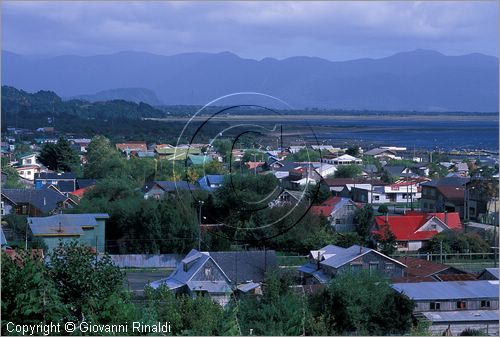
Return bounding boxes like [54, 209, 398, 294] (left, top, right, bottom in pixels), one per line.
[393, 252, 498, 273]
[109, 254, 183, 268]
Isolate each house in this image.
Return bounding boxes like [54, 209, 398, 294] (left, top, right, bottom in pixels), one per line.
[266, 160, 300, 180]
[373, 211, 462, 252]
[364, 148, 402, 160]
[69, 138, 91, 153]
[465, 178, 499, 222]
[478, 268, 499, 281]
[18, 153, 38, 166]
[1, 188, 77, 216]
[115, 142, 148, 153]
[360, 164, 378, 177]
[298, 244, 406, 284]
[392, 281, 499, 336]
[281, 164, 321, 190]
[324, 178, 384, 198]
[149, 249, 277, 306]
[310, 196, 360, 232]
[269, 189, 305, 207]
[382, 165, 417, 179]
[28, 213, 109, 253]
[311, 162, 337, 179]
[198, 175, 224, 192]
[329, 154, 362, 166]
[142, 181, 198, 200]
[15, 165, 43, 181]
[288, 145, 306, 154]
[420, 177, 469, 218]
[34, 172, 77, 194]
[392, 256, 472, 283]
[351, 180, 420, 205]
[187, 154, 213, 166]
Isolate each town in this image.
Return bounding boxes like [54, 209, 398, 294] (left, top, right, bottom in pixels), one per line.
[1, 119, 499, 335]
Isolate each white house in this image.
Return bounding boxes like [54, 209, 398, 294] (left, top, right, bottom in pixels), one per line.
[330, 154, 362, 165]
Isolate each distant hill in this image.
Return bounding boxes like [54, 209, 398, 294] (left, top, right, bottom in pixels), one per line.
[2, 49, 498, 112]
[70, 87, 163, 106]
[1, 86, 165, 119]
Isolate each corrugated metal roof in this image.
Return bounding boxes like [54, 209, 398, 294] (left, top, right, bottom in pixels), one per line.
[28, 213, 108, 236]
[484, 268, 499, 280]
[421, 309, 499, 323]
[392, 281, 499, 300]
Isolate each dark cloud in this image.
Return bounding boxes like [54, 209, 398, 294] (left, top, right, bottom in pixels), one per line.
[2, 1, 498, 60]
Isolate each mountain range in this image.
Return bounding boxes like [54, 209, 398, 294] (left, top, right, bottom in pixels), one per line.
[2, 49, 498, 112]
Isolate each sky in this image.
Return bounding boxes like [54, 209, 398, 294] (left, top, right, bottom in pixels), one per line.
[1, 1, 498, 61]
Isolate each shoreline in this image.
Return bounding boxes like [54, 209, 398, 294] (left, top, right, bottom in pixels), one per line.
[147, 113, 498, 122]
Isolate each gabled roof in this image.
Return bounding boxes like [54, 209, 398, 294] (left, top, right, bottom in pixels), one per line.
[303, 244, 406, 271]
[210, 250, 277, 284]
[364, 148, 397, 156]
[143, 180, 197, 193]
[479, 268, 499, 280]
[395, 256, 466, 278]
[188, 154, 212, 165]
[198, 175, 224, 191]
[374, 212, 462, 241]
[392, 280, 498, 301]
[310, 196, 359, 216]
[332, 154, 362, 162]
[150, 249, 277, 292]
[421, 177, 470, 188]
[2, 188, 72, 213]
[28, 213, 109, 236]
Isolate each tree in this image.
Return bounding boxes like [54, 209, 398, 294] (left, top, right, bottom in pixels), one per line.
[422, 231, 490, 254]
[306, 183, 332, 205]
[48, 241, 124, 320]
[1, 158, 24, 188]
[1, 250, 66, 333]
[310, 271, 414, 335]
[238, 271, 307, 336]
[84, 135, 128, 179]
[353, 204, 374, 239]
[345, 146, 360, 157]
[373, 225, 397, 256]
[38, 136, 80, 172]
[377, 204, 389, 214]
[380, 170, 396, 184]
[334, 164, 362, 178]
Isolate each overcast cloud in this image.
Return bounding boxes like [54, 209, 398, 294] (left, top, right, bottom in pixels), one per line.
[1, 1, 498, 60]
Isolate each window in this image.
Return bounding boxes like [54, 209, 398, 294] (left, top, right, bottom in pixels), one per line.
[398, 241, 408, 248]
[374, 196, 380, 201]
[456, 301, 467, 310]
[21, 205, 27, 214]
[204, 267, 212, 277]
[369, 262, 379, 273]
[19, 171, 24, 175]
[481, 300, 490, 308]
[26, 159, 32, 164]
[346, 204, 353, 211]
[27, 171, 31, 176]
[385, 263, 394, 271]
[430, 302, 441, 310]
[335, 218, 342, 225]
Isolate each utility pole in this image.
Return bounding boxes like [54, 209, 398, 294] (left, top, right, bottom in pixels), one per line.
[198, 200, 204, 251]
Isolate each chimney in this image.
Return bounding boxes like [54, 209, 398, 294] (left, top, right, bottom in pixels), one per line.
[359, 245, 362, 254]
[317, 251, 321, 271]
[43, 197, 46, 206]
[444, 211, 448, 226]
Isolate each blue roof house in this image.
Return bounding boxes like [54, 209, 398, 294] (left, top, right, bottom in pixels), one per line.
[198, 175, 224, 192]
[27, 213, 109, 253]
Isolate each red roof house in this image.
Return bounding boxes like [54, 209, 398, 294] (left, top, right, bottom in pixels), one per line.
[311, 196, 361, 232]
[373, 212, 462, 252]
